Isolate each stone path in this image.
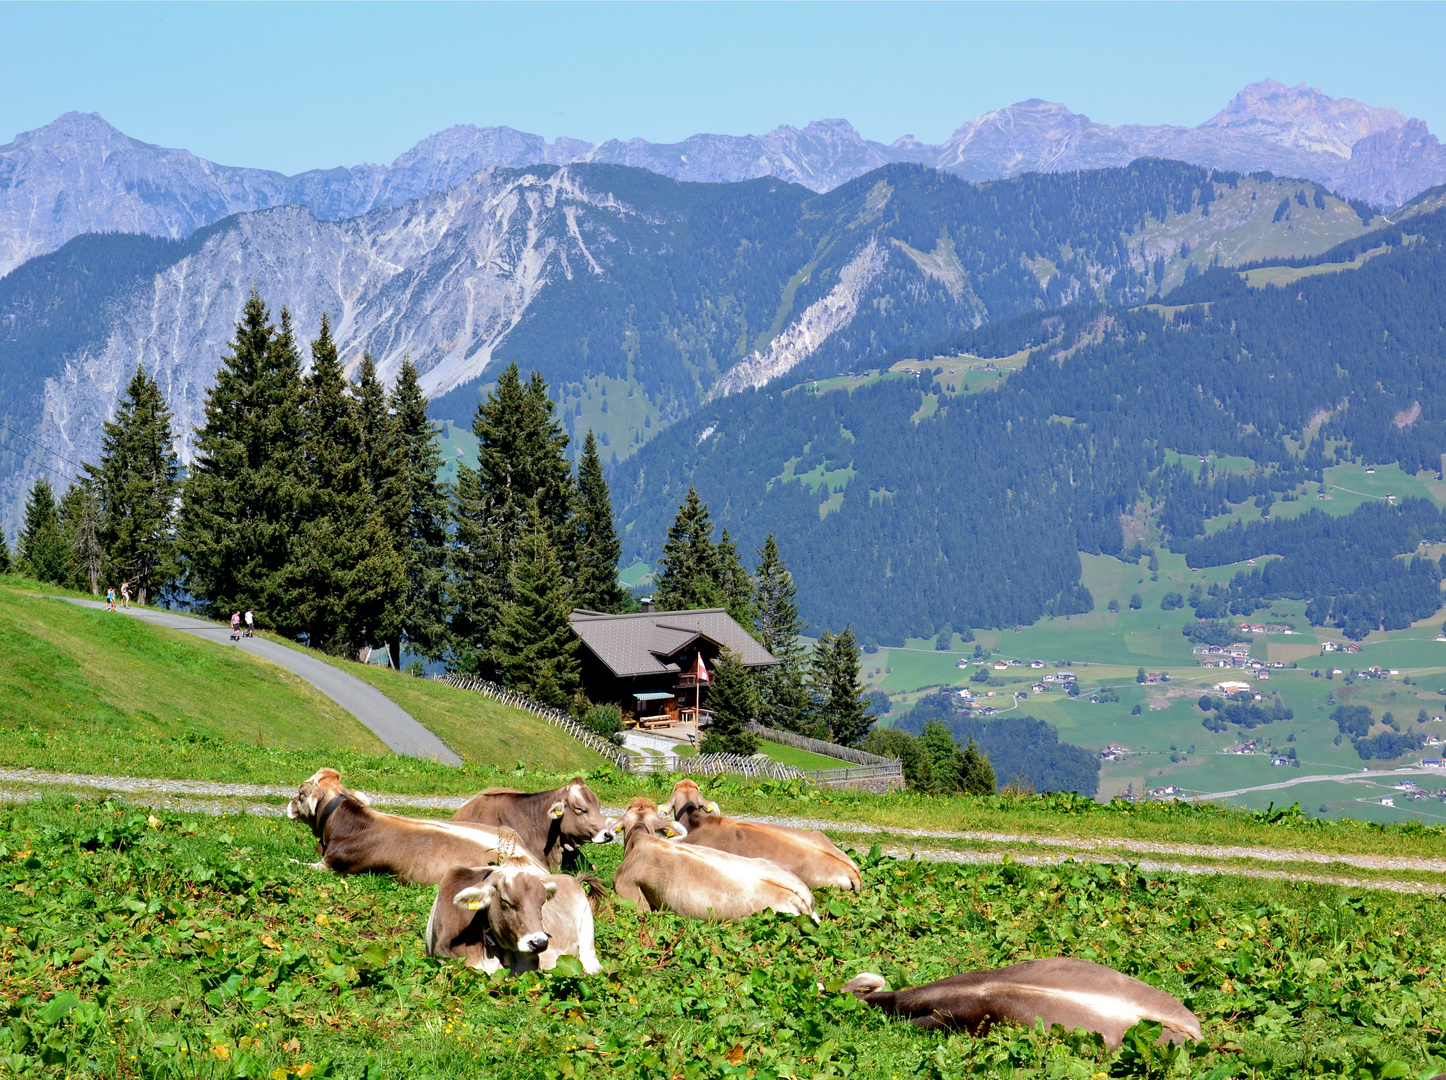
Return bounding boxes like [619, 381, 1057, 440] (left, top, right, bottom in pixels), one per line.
[4, 767, 1442, 894]
[54, 598, 461, 765]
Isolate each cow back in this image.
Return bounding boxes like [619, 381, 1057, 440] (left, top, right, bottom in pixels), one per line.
[676, 808, 861, 891]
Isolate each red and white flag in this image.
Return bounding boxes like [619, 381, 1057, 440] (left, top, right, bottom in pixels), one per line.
[694, 654, 710, 683]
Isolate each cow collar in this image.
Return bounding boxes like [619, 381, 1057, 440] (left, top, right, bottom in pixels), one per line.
[312, 793, 348, 841]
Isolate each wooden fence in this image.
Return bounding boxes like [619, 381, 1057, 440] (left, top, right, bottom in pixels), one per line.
[436, 674, 634, 771]
[745, 723, 898, 767]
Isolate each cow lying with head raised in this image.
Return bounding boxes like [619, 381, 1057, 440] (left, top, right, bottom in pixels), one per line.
[451, 778, 614, 872]
[839, 957, 1201, 1050]
[661, 778, 718, 818]
[426, 845, 603, 975]
[612, 798, 817, 922]
[673, 802, 861, 891]
[287, 768, 540, 884]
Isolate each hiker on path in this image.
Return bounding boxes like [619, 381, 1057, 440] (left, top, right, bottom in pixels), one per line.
[120, 580, 130, 608]
[106, 586, 116, 612]
[244, 610, 255, 638]
[230, 612, 241, 641]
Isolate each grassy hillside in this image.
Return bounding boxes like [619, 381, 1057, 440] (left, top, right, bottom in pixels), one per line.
[2, 795, 1442, 1080]
[0, 578, 602, 789]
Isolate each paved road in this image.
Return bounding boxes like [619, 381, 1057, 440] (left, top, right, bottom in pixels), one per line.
[57, 598, 461, 765]
[1177, 766, 1444, 803]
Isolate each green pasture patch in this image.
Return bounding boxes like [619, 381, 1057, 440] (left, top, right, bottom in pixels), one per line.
[5, 796, 1446, 1080]
[0, 584, 388, 768]
[1240, 243, 1391, 289]
[433, 418, 479, 486]
[1164, 450, 1255, 475]
[758, 739, 853, 771]
[617, 560, 654, 589]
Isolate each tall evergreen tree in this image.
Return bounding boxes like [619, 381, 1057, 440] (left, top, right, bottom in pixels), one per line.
[287, 314, 404, 654]
[18, 477, 69, 585]
[85, 364, 180, 604]
[0, 528, 11, 575]
[389, 357, 452, 665]
[59, 482, 104, 595]
[810, 625, 873, 747]
[572, 430, 627, 613]
[489, 511, 580, 709]
[959, 735, 998, 795]
[451, 363, 572, 673]
[699, 647, 760, 755]
[353, 353, 405, 537]
[654, 487, 722, 610]
[716, 528, 756, 630]
[180, 292, 306, 625]
[753, 534, 811, 733]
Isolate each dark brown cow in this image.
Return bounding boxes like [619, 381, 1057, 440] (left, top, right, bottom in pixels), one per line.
[451, 778, 613, 871]
[840, 957, 1202, 1050]
[426, 857, 603, 975]
[674, 802, 861, 890]
[287, 768, 540, 884]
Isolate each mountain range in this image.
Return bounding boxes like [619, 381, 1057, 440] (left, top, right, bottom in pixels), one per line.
[4, 79, 1445, 280]
[0, 156, 1381, 539]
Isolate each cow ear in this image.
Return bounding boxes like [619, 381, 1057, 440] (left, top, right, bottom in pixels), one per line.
[454, 883, 496, 912]
[548, 800, 566, 820]
[706, 801, 720, 815]
[660, 804, 675, 819]
[542, 881, 559, 902]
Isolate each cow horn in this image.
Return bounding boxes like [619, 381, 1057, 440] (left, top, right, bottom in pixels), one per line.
[543, 881, 559, 901]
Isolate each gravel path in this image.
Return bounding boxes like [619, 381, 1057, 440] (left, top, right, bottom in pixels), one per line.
[6, 767, 1444, 892]
[1177, 766, 1446, 802]
[53, 598, 461, 765]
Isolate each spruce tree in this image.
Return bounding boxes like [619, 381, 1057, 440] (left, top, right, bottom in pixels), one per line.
[18, 477, 70, 584]
[389, 357, 451, 665]
[716, 529, 756, 630]
[699, 647, 760, 755]
[0, 528, 11, 575]
[753, 534, 811, 733]
[810, 625, 873, 747]
[288, 315, 404, 654]
[451, 363, 572, 673]
[489, 511, 580, 709]
[917, 720, 961, 791]
[86, 364, 179, 604]
[654, 487, 722, 610]
[959, 736, 997, 795]
[572, 430, 627, 613]
[180, 292, 306, 625]
[59, 482, 104, 595]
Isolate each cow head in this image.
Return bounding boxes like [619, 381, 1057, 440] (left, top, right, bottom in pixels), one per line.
[287, 768, 366, 833]
[673, 802, 723, 833]
[548, 779, 614, 845]
[452, 860, 557, 956]
[619, 797, 686, 848]
[661, 779, 719, 818]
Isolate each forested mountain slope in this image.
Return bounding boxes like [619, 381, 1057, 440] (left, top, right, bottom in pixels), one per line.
[1, 160, 1357, 533]
[614, 209, 1446, 643]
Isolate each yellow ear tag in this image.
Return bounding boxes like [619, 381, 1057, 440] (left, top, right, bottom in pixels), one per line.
[467, 900, 485, 910]
[664, 828, 676, 838]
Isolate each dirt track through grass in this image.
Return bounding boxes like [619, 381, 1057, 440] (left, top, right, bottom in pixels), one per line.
[6, 767, 1443, 894]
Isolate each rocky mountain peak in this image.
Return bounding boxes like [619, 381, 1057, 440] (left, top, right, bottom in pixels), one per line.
[1203, 78, 1406, 158]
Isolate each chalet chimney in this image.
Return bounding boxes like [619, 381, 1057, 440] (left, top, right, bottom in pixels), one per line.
[640, 596, 654, 613]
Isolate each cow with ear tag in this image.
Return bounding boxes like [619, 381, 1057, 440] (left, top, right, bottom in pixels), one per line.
[451, 778, 614, 871]
[426, 829, 603, 975]
[661, 779, 719, 818]
[837, 957, 1202, 1051]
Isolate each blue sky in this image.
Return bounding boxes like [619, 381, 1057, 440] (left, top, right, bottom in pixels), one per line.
[3, 2, 1444, 175]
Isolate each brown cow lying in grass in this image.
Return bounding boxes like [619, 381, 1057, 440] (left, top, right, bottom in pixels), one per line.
[426, 845, 603, 975]
[839, 957, 1202, 1050]
[673, 801, 861, 890]
[612, 798, 818, 922]
[287, 768, 541, 884]
[660, 778, 718, 818]
[450, 778, 615, 871]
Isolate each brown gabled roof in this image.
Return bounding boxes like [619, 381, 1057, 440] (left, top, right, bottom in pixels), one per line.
[569, 608, 777, 679]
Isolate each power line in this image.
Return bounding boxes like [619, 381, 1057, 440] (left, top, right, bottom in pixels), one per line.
[0, 419, 87, 472]
[0, 439, 81, 486]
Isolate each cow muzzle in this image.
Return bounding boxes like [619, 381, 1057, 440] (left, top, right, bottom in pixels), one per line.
[519, 931, 551, 954]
